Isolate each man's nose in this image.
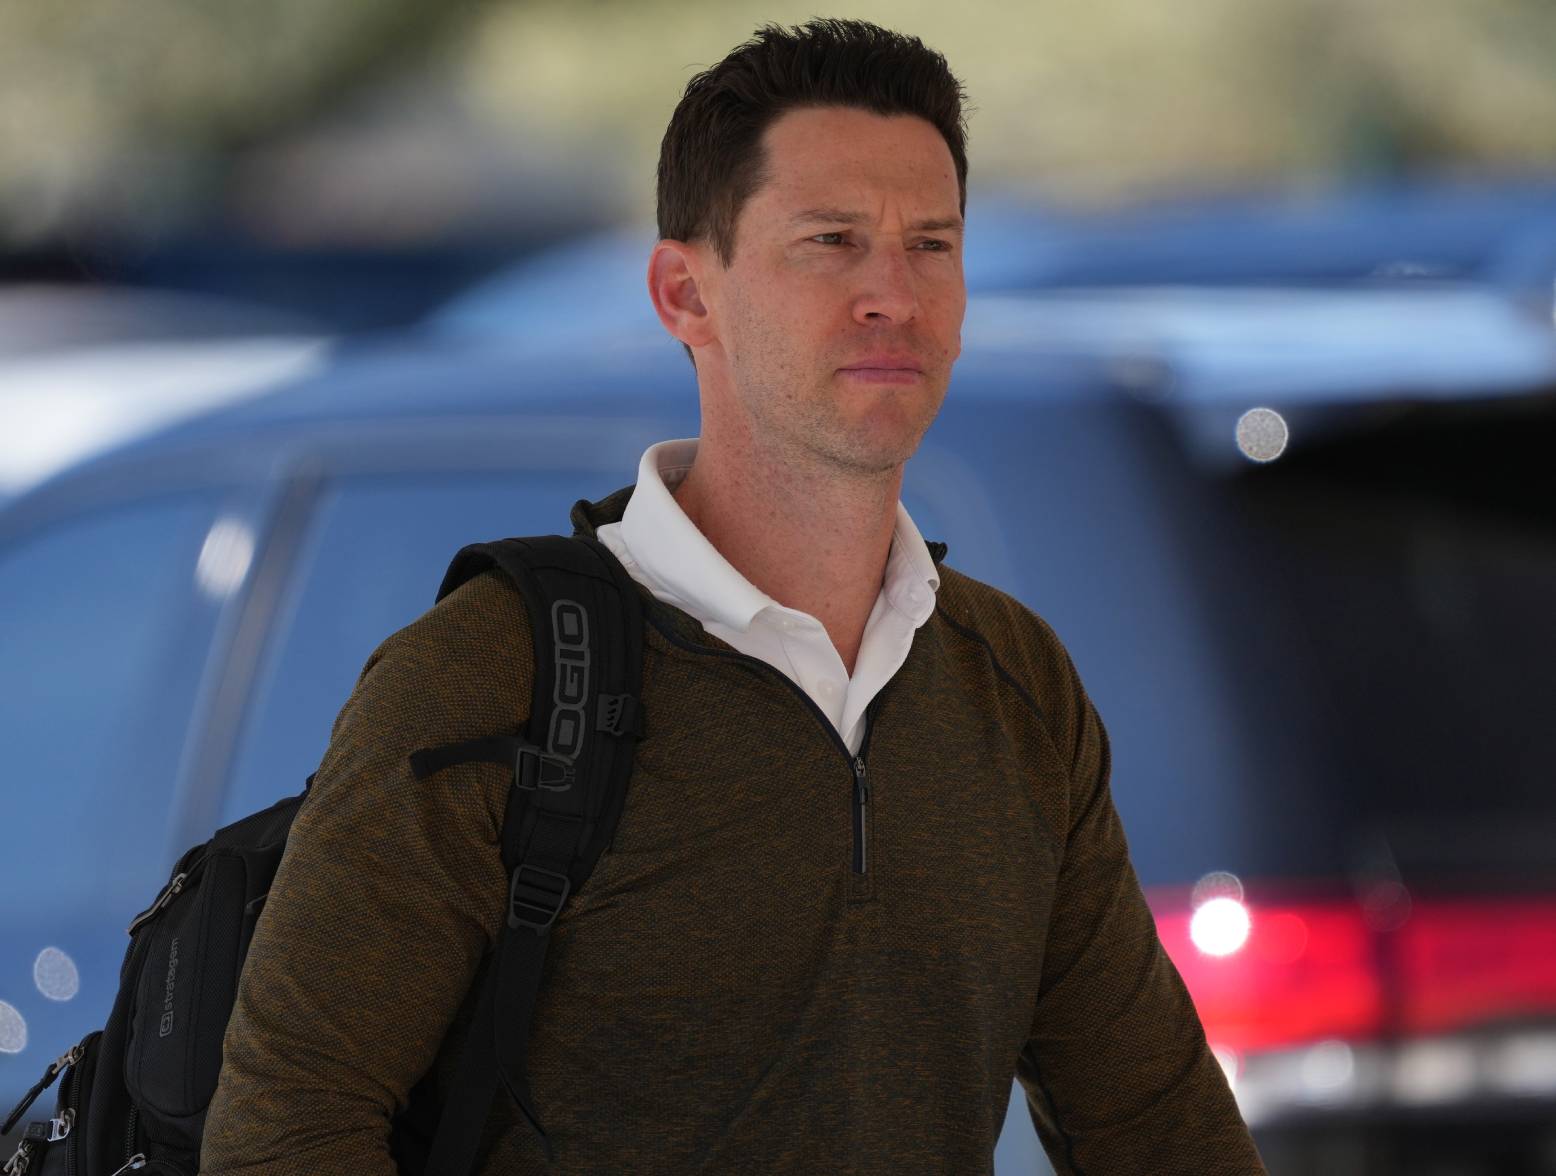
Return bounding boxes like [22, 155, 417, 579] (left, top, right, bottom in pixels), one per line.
[852, 244, 919, 325]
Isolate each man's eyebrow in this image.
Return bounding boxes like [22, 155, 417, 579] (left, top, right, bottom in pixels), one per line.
[788, 208, 964, 233]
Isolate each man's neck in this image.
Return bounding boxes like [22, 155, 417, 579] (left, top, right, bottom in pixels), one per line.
[671, 433, 900, 677]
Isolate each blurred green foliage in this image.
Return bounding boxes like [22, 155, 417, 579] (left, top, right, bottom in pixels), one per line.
[0, 0, 482, 245]
[5, 0, 1556, 244]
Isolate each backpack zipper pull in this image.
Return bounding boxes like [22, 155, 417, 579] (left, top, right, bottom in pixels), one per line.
[43, 1109, 72, 1142]
[3, 1139, 37, 1176]
[126, 872, 188, 936]
[53, 1043, 85, 1076]
[106, 1155, 146, 1176]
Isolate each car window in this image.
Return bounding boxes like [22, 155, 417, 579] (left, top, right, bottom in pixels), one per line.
[0, 491, 225, 1081]
[218, 472, 623, 824]
[1225, 421, 1556, 876]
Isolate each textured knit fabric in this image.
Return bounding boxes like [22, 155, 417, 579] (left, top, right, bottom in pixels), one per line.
[201, 486, 1266, 1175]
[594, 438, 940, 755]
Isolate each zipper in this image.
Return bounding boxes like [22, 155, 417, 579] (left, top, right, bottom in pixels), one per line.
[124, 1105, 140, 1167]
[852, 756, 869, 874]
[58, 1035, 90, 1176]
[850, 707, 880, 876]
[648, 615, 880, 877]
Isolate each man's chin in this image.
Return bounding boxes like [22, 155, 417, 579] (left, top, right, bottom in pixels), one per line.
[810, 423, 932, 478]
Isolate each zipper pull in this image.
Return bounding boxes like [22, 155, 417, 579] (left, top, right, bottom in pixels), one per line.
[3, 1138, 38, 1176]
[43, 1109, 73, 1142]
[853, 756, 869, 804]
[106, 1155, 147, 1176]
[127, 872, 188, 936]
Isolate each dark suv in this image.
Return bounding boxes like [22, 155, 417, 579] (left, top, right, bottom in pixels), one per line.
[4, 289, 1555, 1174]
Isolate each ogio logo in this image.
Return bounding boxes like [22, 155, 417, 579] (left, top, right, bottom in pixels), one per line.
[158, 937, 180, 1038]
[548, 600, 589, 761]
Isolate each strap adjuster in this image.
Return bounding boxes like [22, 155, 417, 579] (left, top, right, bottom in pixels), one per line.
[508, 864, 571, 931]
[514, 745, 575, 792]
[597, 693, 642, 737]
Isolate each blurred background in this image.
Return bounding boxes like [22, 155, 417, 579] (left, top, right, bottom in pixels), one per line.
[3, 2, 1556, 1173]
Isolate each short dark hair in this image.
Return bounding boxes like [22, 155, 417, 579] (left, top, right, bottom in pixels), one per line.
[656, 18, 969, 267]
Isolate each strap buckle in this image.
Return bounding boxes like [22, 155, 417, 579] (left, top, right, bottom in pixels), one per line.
[514, 745, 575, 792]
[508, 864, 571, 932]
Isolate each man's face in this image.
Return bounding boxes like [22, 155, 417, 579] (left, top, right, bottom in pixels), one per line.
[698, 105, 966, 477]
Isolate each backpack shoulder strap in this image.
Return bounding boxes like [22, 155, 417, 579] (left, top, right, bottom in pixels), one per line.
[413, 533, 645, 1175]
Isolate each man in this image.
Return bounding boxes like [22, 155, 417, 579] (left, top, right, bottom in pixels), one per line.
[203, 19, 1266, 1175]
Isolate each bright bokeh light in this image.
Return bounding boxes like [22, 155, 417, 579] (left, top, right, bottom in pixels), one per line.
[1235, 407, 1288, 462]
[34, 946, 80, 1001]
[1191, 896, 1252, 956]
[195, 516, 256, 600]
[0, 1000, 26, 1054]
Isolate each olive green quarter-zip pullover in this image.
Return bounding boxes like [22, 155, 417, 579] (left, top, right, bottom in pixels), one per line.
[202, 489, 1266, 1175]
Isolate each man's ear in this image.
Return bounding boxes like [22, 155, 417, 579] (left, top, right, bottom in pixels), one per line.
[648, 239, 717, 350]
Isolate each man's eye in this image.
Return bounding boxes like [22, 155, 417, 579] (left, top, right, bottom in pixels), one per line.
[916, 239, 951, 252]
[811, 232, 846, 245]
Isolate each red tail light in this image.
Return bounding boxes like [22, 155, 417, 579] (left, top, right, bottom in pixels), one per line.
[1148, 889, 1556, 1055]
[1153, 895, 1381, 1053]
[1394, 897, 1556, 1036]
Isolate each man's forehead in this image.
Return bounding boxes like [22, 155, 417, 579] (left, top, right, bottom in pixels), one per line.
[752, 110, 959, 219]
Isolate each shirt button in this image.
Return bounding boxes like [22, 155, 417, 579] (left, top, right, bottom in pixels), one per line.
[818, 679, 841, 700]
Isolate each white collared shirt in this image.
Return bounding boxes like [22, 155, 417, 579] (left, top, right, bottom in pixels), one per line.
[594, 439, 941, 755]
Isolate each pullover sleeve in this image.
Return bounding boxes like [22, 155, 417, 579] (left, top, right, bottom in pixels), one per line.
[1015, 639, 1267, 1174]
[200, 571, 528, 1175]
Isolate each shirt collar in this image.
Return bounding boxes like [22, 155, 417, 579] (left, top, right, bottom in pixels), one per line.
[882, 500, 941, 627]
[619, 438, 940, 633]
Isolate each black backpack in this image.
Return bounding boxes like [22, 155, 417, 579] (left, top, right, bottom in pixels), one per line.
[2, 533, 645, 1176]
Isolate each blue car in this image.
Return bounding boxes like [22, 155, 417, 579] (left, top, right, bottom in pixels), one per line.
[4, 285, 1556, 1174]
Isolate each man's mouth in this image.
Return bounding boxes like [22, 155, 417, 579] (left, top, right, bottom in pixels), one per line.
[838, 355, 924, 383]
